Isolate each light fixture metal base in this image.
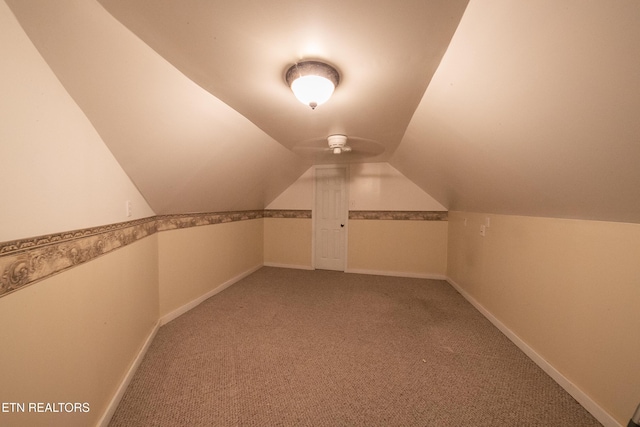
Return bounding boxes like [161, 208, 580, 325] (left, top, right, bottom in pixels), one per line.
[285, 61, 340, 88]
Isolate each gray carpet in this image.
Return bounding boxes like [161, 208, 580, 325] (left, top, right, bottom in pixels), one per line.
[109, 267, 601, 426]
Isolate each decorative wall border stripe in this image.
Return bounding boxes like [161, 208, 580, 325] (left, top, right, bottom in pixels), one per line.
[156, 210, 264, 231]
[349, 211, 448, 221]
[0, 217, 157, 256]
[0, 218, 158, 298]
[0, 211, 263, 298]
[263, 210, 312, 219]
[0, 209, 447, 298]
[263, 210, 446, 220]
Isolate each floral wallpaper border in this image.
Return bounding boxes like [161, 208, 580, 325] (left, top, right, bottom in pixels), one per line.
[0, 217, 158, 298]
[349, 210, 448, 221]
[0, 211, 263, 298]
[0, 209, 445, 298]
[264, 210, 312, 219]
[156, 210, 265, 231]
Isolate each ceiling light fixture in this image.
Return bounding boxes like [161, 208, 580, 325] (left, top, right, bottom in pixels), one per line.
[285, 60, 340, 110]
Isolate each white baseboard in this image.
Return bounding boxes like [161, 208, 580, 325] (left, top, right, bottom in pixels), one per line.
[97, 321, 160, 427]
[263, 262, 314, 270]
[445, 276, 621, 427]
[160, 263, 263, 326]
[345, 268, 446, 281]
[98, 264, 263, 426]
[99, 268, 618, 427]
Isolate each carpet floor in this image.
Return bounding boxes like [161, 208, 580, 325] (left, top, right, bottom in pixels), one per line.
[109, 267, 601, 426]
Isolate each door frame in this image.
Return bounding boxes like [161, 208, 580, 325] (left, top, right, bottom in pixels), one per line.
[312, 164, 349, 271]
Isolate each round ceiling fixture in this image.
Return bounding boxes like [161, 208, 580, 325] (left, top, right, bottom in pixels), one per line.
[285, 61, 340, 110]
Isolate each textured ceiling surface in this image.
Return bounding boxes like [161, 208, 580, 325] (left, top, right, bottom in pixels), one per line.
[6, 0, 640, 222]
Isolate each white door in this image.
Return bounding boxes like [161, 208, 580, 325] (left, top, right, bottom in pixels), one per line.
[314, 166, 347, 271]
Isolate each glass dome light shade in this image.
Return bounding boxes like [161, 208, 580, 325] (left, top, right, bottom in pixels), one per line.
[290, 75, 335, 109]
[285, 61, 340, 110]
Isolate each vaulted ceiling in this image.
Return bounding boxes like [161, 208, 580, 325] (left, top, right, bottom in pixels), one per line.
[7, 0, 640, 223]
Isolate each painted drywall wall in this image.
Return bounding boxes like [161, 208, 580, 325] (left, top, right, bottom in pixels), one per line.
[267, 163, 447, 211]
[348, 220, 448, 278]
[0, 1, 154, 242]
[0, 235, 159, 427]
[6, 0, 311, 216]
[158, 219, 264, 318]
[264, 218, 313, 269]
[392, 0, 640, 224]
[447, 211, 640, 425]
[266, 163, 447, 275]
[266, 168, 315, 210]
[349, 163, 446, 211]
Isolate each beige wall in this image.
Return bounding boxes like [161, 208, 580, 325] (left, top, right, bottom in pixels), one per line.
[0, 236, 159, 427]
[349, 163, 446, 211]
[264, 218, 313, 269]
[267, 169, 315, 210]
[447, 211, 640, 425]
[264, 217, 448, 278]
[267, 163, 447, 211]
[348, 220, 448, 277]
[0, 217, 266, 426]
[267, 163, 448, 276]
[158, 219, 264, 318]
[0, 1, 154, 242]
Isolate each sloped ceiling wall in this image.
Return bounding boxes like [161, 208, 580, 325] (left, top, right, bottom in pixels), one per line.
[5, 0, 468, 215]
[5, 0, 312, 214]
[392, 0, 640, 223]
[6, 0, 640, 223]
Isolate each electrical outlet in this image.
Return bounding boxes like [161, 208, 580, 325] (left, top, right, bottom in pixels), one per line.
[126, 201, 132, 218]
[463, 218, 467, 227]
[485, 217, 491, 227]
[480, 224, 486, 236]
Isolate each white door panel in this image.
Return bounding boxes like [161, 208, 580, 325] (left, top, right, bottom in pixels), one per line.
[314, 166, 347, 271]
